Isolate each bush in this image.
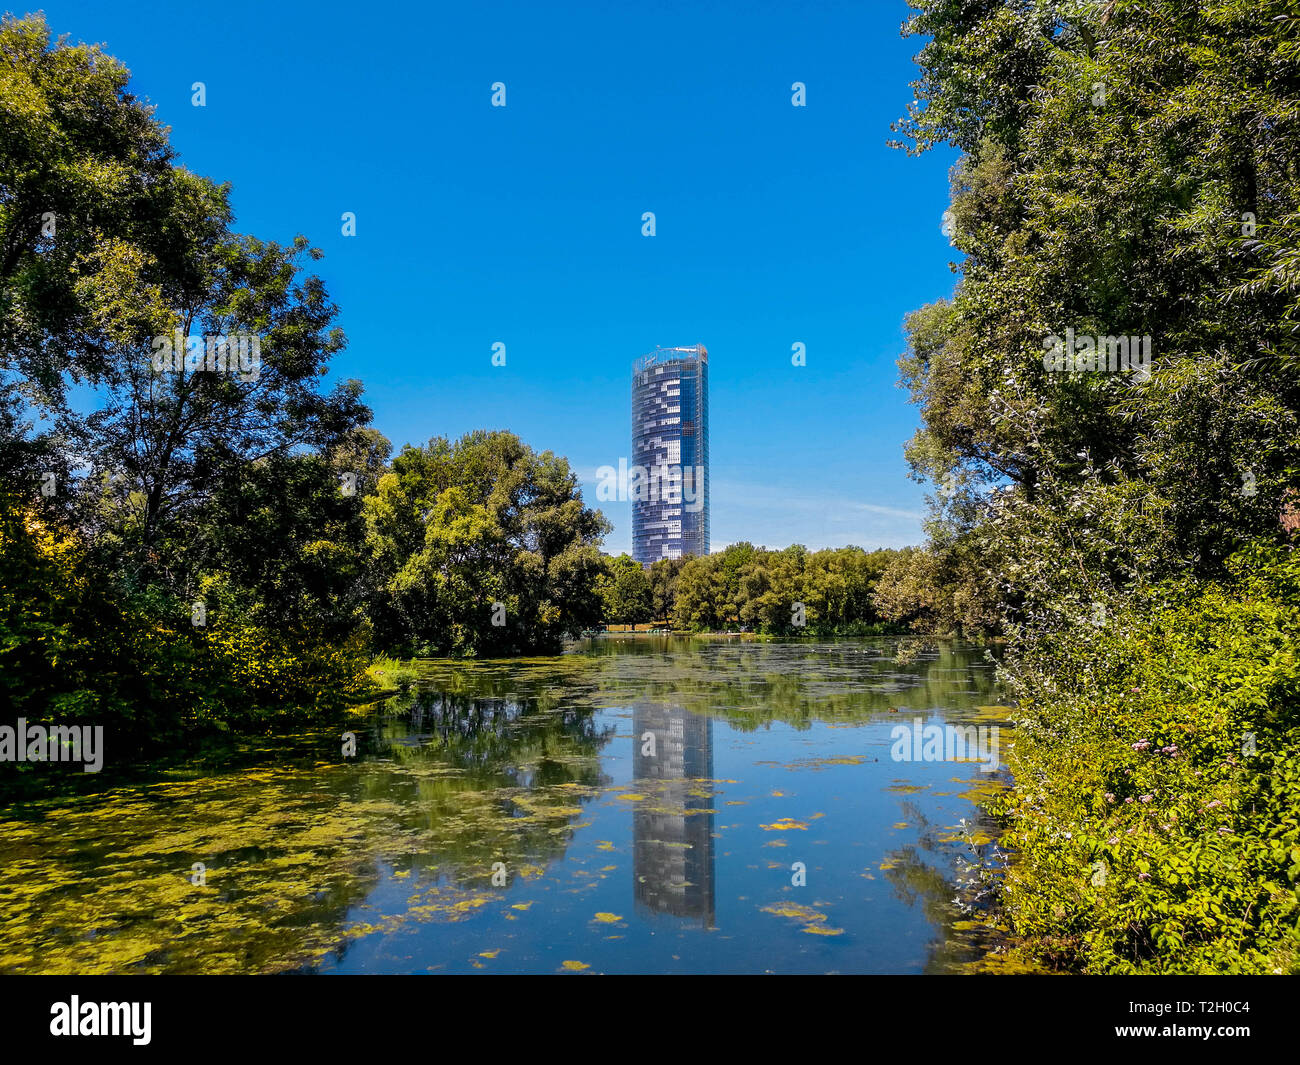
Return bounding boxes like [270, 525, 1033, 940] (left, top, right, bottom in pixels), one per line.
[0, 495, 374, 773]
[994, 544, 1300, 973]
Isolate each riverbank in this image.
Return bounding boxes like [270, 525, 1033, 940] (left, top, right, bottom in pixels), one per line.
[987, 549, 1300, 974]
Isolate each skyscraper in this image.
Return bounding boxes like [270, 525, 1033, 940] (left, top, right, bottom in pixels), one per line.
[631, 345, 709, 566]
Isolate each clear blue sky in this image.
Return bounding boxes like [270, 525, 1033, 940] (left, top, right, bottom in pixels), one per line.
[44, 0, 960, 554]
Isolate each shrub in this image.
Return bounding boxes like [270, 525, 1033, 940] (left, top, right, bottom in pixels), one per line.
[994, 544, 1300, 973]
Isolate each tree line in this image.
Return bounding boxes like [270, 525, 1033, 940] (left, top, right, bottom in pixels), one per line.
[598, 543, 905, 635]
[892, 0, 1300, 974]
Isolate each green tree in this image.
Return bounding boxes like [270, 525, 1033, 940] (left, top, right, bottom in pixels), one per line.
[0, 13, 228, 444]
[365, 431, 610, 656]
[893, 0, 1300, 972]
[596, 553, 653, 624]
[0, 15, 379, 745]
[83, 232, 367, 553]
[895, 0, 1300, 635]
[648, 555, 688, 619]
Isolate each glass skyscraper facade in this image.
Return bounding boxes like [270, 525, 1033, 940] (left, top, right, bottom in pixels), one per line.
[631, 345, 709, 566]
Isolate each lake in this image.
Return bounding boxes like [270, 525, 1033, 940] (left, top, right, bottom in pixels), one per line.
[0, 636, 1013, 974]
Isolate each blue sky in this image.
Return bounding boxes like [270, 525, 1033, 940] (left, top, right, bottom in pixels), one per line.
[44, 0, 959, 554]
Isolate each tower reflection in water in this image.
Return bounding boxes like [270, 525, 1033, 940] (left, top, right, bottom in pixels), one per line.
[631, 702, 716, 928]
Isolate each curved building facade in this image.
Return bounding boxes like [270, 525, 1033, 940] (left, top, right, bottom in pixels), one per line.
[631, 345, 709, 566]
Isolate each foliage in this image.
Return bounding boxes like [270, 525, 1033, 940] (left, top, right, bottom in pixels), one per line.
[595, 553, 653, 624]
[0, 492, 369, 778]
[994, 547, 1300, 973]
[0, 13, 229, 402]
[648, 556, 688, 620]
[873, 533, 1001, 636]
[895, 0, 1300, 621]
[895, 0, 1300, 971]
[365, 430, 610, 657]
[656, 541, 904, 635]
[0, 16, 379, 760]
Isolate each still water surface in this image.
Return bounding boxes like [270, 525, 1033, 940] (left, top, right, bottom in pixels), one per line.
[0, 637, 1011, 974]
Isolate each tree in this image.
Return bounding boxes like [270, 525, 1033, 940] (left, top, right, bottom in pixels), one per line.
[0, 15, 379, 744]
[894, 0, 1300, 637]
[667, 543, 904, 634]
[596, 554, 653, 624]
[0, 13, 228, 440]
[649, 556, 688, 619]
[83, 233, 367, 571]
[365, 431, 610, 656]
[892, 0, 1300, 972]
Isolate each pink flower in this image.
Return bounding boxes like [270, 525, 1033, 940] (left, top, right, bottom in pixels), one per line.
[1108, 836, 1119, 845]
[1104, 793, 1115, 802]
[1137, 871, 1151, 880]
[1139, 794, 1154, 803]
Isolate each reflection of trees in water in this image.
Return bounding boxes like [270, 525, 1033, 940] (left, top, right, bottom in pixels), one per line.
[880, 794, 1010, 973]
[278, 682, 616, 971]
[0, 666, 623, 975]
[632, 702, 716, 927]
[389, 656, 603, 708]
[579, 637, 1001, 731]
[373, 688, 610, 782]
[301, 663, 614, 968]
[320, 643, 1003, 968]
[343, 681, 613, 896]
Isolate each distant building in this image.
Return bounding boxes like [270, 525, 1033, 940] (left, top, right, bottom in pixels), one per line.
[631, 345, 709, 566]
